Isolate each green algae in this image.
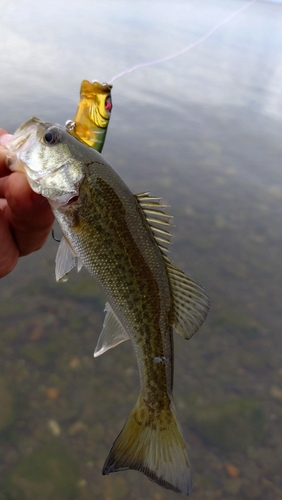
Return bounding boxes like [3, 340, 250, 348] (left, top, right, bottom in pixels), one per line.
[214, 309, 260, 338]
[20, 338, 62, 367]
[192, 398, 265, 452]
[0, 301, 27, 319]
[0, 375, 15, 432]
[3, 443, 79, 500]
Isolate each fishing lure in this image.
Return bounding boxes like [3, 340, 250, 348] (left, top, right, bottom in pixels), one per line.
[66, 80, 112, 153]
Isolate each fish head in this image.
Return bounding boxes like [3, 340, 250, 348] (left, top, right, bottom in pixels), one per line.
[6, 117, 85, 208]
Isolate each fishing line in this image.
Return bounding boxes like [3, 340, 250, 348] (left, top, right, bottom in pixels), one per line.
[109, 0, 258, 83]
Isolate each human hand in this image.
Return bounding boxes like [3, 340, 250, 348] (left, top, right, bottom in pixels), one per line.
[0, 128, 54, 278]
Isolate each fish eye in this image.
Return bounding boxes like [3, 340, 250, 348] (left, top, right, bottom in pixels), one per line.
[105, 96, 112, 112]
[44, 129, 61, 145]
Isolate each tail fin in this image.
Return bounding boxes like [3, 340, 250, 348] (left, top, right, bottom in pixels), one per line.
[102, 396, 193, 495]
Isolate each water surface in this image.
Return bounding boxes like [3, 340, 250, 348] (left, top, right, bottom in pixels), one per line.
[1, 1, 282, 499]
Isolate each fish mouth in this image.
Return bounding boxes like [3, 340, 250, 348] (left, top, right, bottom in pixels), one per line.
[6, 117, 66, 183]
[5, 117, 40, 172]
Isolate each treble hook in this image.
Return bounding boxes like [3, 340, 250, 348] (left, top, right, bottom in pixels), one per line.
[52, 228, 61, 243]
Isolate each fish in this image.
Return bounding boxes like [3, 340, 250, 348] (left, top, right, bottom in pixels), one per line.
[65, 80, 112, 152]
[6, 117, 210, 495]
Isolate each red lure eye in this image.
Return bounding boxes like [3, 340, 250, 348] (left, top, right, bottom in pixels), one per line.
[105, 96, 112, 112]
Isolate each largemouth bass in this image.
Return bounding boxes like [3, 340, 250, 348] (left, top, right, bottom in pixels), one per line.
[66, 80, 112, 152]
[6, 118, 209, 495]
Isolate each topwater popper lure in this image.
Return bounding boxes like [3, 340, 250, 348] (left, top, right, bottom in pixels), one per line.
[66, 80, 112, 153]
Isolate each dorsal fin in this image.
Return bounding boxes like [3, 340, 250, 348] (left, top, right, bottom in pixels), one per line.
[167, 262, 210, 339]
[135, 192, 173, 256]
[136, 192, 209, 340]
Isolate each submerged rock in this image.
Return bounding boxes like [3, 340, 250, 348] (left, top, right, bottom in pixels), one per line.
[192, 397, 265, 451]
[4, 442, 79, 500]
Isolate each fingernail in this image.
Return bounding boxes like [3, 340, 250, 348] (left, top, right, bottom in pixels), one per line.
[0, 134, 13, 147]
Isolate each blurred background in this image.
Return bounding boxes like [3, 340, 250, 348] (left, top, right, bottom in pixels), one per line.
[1, 0, 282, 499]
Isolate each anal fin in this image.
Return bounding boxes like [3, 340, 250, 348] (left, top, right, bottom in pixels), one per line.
[94, 303, 130, 357]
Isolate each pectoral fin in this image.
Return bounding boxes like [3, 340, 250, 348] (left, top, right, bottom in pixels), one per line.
[94, 303, 130, 357]
[167, 262, 210, 339]
[55, 235, 83, 281]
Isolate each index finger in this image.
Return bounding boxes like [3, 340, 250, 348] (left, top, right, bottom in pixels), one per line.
[0, 129, 13, 177]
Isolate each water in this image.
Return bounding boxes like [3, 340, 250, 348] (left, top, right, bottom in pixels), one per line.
[1, 1, 282, 499]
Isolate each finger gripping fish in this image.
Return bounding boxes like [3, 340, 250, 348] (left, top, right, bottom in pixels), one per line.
[7, 118, 210, 496]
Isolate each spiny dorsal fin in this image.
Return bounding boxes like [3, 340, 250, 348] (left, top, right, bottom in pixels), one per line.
[94, 303, 130, 357]
[135, 192, 173, 256]
[135, 192, 209, 339]
[167, 262, 210, 339]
